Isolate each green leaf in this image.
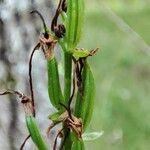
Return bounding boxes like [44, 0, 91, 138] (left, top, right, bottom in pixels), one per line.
[82, 131, 104, 141]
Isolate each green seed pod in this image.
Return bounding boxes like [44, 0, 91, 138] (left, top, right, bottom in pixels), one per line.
[66, 0, 77, 50]
[66, 0, 84, 51]
[26, 116, 48, 150]
[47, 57, 63, 110]
[74, 61, 95, 131]
[74, 0, 84, 46]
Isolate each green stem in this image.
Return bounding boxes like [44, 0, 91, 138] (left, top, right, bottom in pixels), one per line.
[59, 40, 72, 104]
[72, 139, 85, 150]
[60, 128, 72, 150]
[64, 52, 72, 104]
[59, 43, 73, 149]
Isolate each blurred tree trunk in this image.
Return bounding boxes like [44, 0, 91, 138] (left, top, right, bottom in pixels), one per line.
[0, 0, 55, 149]
[0, 17, 19, 150]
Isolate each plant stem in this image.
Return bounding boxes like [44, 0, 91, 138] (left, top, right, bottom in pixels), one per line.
[64, 52, 72, 104]
[60, 128, 72, 150]
[59, 44, 73, 149]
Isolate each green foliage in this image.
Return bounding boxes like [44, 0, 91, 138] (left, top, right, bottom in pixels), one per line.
[83, 1, 150, 150]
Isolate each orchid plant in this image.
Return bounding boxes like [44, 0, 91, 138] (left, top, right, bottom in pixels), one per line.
[0, 0, 100, 149]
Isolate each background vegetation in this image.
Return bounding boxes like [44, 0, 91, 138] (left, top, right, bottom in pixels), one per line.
[83, 1, 150, 150]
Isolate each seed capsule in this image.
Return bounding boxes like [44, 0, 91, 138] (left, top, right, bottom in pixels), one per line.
[74, 61, 95, 131]
[47, 57, 64, 110]
[66, 0, 84, 51]
[26, 116, 48, 150]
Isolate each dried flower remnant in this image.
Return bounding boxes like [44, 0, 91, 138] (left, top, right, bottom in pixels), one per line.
[47, 109, 83, 150]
